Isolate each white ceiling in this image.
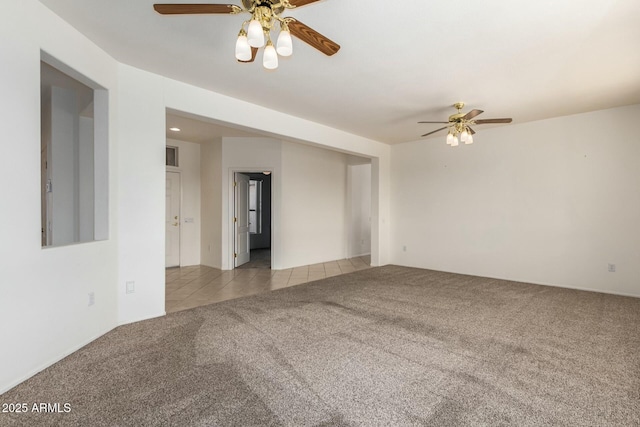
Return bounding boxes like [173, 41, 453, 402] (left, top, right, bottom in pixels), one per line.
[39, 0, 640, 144]
[165, 110, 265, 143]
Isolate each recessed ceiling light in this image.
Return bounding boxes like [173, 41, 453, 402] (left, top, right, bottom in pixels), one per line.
[169, 127, 181, 132]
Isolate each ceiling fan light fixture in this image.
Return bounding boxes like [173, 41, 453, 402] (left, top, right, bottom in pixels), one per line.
[235, 30, 252, 61]
[247, 19, 264, 47]
[276, 28, 293, 57]
[419, 102, 512, 146]
[154, 2, 341, 70]
[263, 40, 278, 69]
[446, 133, 454, 145]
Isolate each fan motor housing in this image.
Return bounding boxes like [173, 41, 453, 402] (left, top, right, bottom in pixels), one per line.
[243, 0, 285, 13]
[448, 113, 465, 122]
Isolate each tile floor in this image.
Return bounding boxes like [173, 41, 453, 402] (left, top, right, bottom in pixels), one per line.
[165, 256, 371, 313]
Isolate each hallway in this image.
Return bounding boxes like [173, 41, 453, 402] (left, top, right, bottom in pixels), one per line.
[166, 256, 371, 313]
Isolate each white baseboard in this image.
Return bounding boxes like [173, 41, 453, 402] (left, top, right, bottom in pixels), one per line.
[118, 311, 166, 327]
[393, 263, 640, 299]
[349, 252, 371, 259]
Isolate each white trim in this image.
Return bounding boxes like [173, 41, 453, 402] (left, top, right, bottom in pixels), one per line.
[350, 252, 372, 258]
[394, 264, 640, 299]
[118, 311, 167, 326]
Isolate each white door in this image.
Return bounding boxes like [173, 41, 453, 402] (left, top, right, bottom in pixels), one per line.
[235, 173, 251, 267]
[166, 172, 181, 267]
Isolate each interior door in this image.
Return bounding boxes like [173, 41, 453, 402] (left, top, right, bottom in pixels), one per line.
[165, 171, 181, 267]
[235, 173, 251, 267]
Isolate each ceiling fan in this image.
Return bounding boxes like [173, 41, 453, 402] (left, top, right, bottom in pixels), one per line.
[153, 1, 340, 69]
[419, 102, 513, 146]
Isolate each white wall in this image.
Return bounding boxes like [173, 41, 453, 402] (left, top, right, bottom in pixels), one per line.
[50, 86, 80, 245]
[215, 137, 362, 270]
[114, 67, 390, 326]
[280, 141, 349, 268]
[391, 104, 640, 297]
[371, 155, 390, 267]
[116, 64, 166, 324]
[200, 139, 223, 269]
[220, 138, 353, 269]
[0, 0, 119, 394]
[347, 162, 372, 258]
[166, 138, 200, 267]
[162, 79, 391, 267]
[78, 115, 95, 242]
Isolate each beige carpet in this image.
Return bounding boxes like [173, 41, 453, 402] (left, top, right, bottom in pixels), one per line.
[1, 266, 639, 426]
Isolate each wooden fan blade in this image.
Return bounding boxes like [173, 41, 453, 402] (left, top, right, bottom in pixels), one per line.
[288, 0, 322, 6]
[468, 127, 476, 135]
[474, 118, 513, 124]
[153, 4, 238, 14]
[287, 19, 340, 56]
[421, 126, 449, 137]
[418, 121, 449, 124]
[463, 109, 484, 120]
[238, 47, 258, 63]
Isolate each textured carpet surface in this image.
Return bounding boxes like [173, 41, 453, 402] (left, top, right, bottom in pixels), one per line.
[1, 266, 639, 426]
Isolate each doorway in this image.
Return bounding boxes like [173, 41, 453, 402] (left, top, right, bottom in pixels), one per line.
[165, 171, 181, 267]
[234, 171, 272, 269]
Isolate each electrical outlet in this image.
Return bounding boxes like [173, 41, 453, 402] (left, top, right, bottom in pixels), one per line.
[403, 245, 407, 252]
[608, 263, 616, 273]
[88, 292, 95, 306]
[126, 281, 135, 294]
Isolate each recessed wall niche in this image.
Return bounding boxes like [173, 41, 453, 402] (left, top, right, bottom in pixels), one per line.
[40, 53, 109, 247]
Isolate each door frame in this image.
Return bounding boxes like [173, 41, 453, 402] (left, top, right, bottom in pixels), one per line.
[165, 169, 182, 268]
[227, 168, 274, 270]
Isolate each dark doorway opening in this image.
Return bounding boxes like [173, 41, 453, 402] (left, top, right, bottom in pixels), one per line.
[237, 172, 272, 269]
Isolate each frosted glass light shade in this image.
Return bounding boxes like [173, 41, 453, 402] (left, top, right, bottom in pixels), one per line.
[276, 30, 293, 56]
[465, 134, 474, 144]
[452, 136, 459, 147]
[235, 35, 251, 61]
[446, 133, 453, 145]
[460, 130, 468, 142]
[263, 43, 278, 69]
[247, 20, 264, 47]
